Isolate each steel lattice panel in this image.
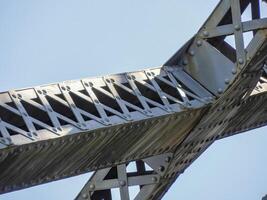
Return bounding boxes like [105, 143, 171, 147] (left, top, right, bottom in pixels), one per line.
[1, 0, 267, 199]
[0, 67, 211, 193]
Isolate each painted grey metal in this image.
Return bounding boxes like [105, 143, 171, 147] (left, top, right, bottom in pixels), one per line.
[75, 1, 267, 199]
[0, 0, 267, 199]
[0, 67, 209, 148]
[75, 153, 173, 200]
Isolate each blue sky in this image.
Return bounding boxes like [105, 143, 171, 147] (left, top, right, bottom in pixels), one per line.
[0, 0, 266, 199]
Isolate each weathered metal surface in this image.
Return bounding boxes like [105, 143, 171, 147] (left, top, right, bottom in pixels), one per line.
[0, 108, 208, 193]
[145, 30, 267, 200]
[1, 0, 267, 199]
[75, 153, 174, 200]
[75, 0, 267, 199]
[144, 88, 267, 199]
[0, 65, 212, 193]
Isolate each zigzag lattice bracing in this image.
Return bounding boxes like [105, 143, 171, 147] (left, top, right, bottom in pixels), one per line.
[1, 0, 267, 199]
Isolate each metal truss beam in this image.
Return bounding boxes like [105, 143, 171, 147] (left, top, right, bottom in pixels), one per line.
[75, 0, 267, 199]
[76, 153, 173, 200]
[1, 0, 267, 199]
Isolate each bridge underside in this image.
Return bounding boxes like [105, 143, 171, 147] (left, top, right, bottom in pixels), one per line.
[1, 0, 267, 199]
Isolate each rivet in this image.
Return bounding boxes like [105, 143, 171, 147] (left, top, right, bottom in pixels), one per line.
[196, 40, 202, 47]
[182, 59, 188, 65]
[224, 78, 230, 84]
[152, 177, 158, 182]
[238, 58, 244, 65]
[158, 166, 165, 172]
[119, 180, 126, 186]
[82, 193, 88, 199]
[203, 30, 209, 37]
[234, 24, 240, 31]
[189, 50, 195, 56]
[217, 88, 223, 94]
[165, 156, 171, 163]
[232, 68, 237, 74]
[89, 184, 95, 190]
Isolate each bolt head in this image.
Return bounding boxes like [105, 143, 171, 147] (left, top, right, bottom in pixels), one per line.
[238, 58, 244, 64]
[119, 180, 126, 186]
[189, 50, 195, 56]
[89, 184, 95, 190]
[165, 156, 171, 163]
[224, 78, 230, 84]
[217, 88, 223, 94]
[196, 40, 202, 46]
[232, 68, 237, 74]
[234, 24, 241, 31]
[203, 30, 209, 37]
[82, 193, 88, 199]
[158, 166, 165, 172]
[182, 59, 188, 65]
[152, 177, 158, 182]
